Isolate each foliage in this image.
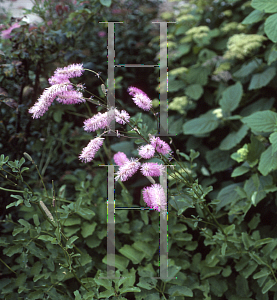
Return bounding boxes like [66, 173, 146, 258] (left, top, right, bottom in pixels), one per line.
[2, 0, 277, 299]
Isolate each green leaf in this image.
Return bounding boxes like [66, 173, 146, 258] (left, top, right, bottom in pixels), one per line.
[269, 132, 277, 153]
[63, 217, 81, 226]
[81, 222, 97, 238]
[236, 274, 250, 297]
[38, 235, 56, 242]
[219, 124, 248, 150]
[251, 0, 277, 13]
[132, 241, 157, 260]
[206, 148, 234, 174]
[268, 44, 277, 65]
[102, 254, 129, 271]
[265, 13, 277, 42]
[248, 213, 261, 230]
[137, 277, 157, 290]
[242, 261, 258, 278]
[33, 214, 40, 227]
[185, 84, 203, 100]
[242, 9, 265, 24]
[3, 245, 23, 257]
[120, 287, 141, 293]
[224, 224, 236, 235]
[249, 252, 265, 265]
[119, 245, 145, 264]
[249, 67, 276, 90]
[216, 183, 242, 212]
[183, 116, 218, 135]
[219, 81, 243, 113]
[30, 261, 43, 276]
[253, 268, 271, 279]
[254, 238, 274, 248]
[241, 110, 277, 132]
[110, 141, 134, 155]
[12, 227, 24, 236]
[100, 0, 112, 7]
[94, 277, 112, 290]
[259, 145, 277, 176]
[15, 273, 27, 288]
[262, 279, 276, 294]
[221, 242, 227, 256]
[6, 200, 23, 209]
[66, 235, 79, 248]
[168, 285, 193, 297]
[98, 290, 115, 298]
[200, 266, 222, 280]
[231, 165, 250, 177]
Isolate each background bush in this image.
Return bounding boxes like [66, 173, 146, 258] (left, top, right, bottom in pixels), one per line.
[2, 0, 277, 299]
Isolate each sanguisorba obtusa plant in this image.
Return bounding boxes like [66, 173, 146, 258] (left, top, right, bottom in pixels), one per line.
[28, 63, 223, 231]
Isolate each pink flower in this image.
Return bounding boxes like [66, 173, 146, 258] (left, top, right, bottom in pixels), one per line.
[113, 152, 129, 166]
[140, 162, 164, 177]
[56, 90, 84, 104]
[142, 184, 166, 212]
[49, 76, 71, 85]
[127, 86, 152, 111]
[115, 158, 141, 181]
[115, 109, 130, 125]
[49, 63, 84, 85]
[83, 110, 115, 132]
[150, 136, 171, 155]
[138, 144, 155, 159]
[79, 137, 104, 163]
[98, 31, 106, 37]
[29, 83, 72, 118]
[1, 22, 21, 39]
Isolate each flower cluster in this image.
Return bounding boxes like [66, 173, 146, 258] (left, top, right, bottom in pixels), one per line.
[29, 64, 85, 119]
[113, 135, 171, 211]
[29, 64, 172, 212]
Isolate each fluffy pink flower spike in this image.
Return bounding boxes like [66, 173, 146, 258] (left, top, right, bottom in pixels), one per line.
[127, 86, 152, 111]
[142, 183, 167, 212]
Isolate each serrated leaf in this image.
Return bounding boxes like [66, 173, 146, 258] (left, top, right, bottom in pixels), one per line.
[258, 145, 277, 176]
[183, 116, 218, 135]
[242, 9, 265, 24]
[269, 132, 277, 154]
[185, 84, 203, 100]
[220, 81, 243, 113]
[100, 0, 112, 7]
[252, 0, 277, 13]
[241, 110, 277, 132]
[265, 13, 277, 42]
[249, 67, 276, 90]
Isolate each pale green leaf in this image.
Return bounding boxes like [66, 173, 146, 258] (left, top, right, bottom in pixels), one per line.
[220, 81, 243, 113]
[241, 110, 277, 132]
[242, 9, 265, 24]
[252, 0, 277, 13]
[249, 67, 276, 90]
[258, 145, 277, 176]
[100, 0, 112, 7]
